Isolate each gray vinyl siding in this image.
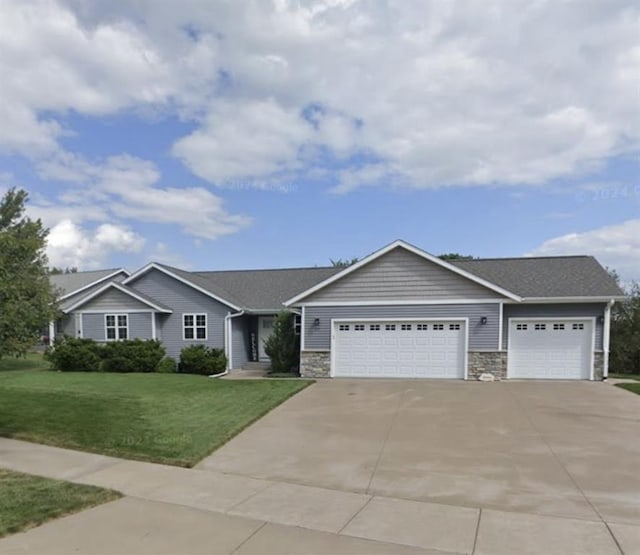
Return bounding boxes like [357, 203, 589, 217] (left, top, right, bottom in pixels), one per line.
[76, 288, 150, 312]
[303, 248, 505, 303]
[81, 312, 153, 341]
[127, 269, 232, 359]
[503, 303, 606, 350]
[304, 304, 500, 351]
[231, 316, 249, 370]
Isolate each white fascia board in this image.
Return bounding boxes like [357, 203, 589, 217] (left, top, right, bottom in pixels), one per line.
[123, 263, 242, 311]
[58, 268, 130, 301]
[284, 240, 521, 306]
[63, 281, 173, 313]
[516, 296, 627, 303]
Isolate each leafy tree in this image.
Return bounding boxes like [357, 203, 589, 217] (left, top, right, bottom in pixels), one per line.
[610, 281, 640, 375]
[439, 253, 476, 260]
[330, 257, 359, 268]
[0, 188, 58, 358]
[49, 266, 78, 275]
[264, 311, 300, 374]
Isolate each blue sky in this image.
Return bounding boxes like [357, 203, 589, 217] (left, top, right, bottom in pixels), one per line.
[1, 1, 638, 280]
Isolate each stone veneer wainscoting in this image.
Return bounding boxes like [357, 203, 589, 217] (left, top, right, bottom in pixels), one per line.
[467, 351, 507, 380]
[300, 351, 331, 378]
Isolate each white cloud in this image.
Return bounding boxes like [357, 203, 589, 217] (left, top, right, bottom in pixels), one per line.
[1, 0, 637, 189]
[46, 219, 145, 269]
[33, 153, 250, 241]
[529, 219, 640, 282]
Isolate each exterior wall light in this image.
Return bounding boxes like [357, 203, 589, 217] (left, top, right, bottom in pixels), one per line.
[480, 317, 488, 325]
[313, 318, 321, 327]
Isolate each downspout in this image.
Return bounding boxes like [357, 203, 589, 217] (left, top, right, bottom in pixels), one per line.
[210, 310, 245, 378]
[602, 299, 614, 380]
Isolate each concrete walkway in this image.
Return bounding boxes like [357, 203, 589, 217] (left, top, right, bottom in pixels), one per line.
[1, 437, 638, 554]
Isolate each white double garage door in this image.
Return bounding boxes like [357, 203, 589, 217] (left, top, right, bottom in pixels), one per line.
[332, 318, 594, 380]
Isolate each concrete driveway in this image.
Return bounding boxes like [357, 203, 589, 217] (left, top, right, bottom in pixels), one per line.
[198, 379, 640, 525]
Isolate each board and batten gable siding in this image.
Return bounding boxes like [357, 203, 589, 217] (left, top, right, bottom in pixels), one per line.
[304, 304, 500, 351]
[302, 248, 506, 304]
[231, 316, 249, 370]
[503, 303, 606, 350]
[127, 268, 231, 358]
[82, 312, 153, 341]
[74, 288, 151, 312]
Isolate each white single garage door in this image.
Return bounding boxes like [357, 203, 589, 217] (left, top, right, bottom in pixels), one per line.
[508, 319, 594, 380]
[333, 320, 466, 378]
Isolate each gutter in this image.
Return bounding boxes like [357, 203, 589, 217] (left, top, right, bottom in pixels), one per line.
[210, 310, 245, 378]
[602, 299, 615, 380]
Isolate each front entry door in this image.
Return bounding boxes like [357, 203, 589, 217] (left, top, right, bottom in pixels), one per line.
[258, 316, 275, 361]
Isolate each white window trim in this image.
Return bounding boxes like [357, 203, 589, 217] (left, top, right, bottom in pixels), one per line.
[104, 313, 129, 341]
[183, 313, 208, 341]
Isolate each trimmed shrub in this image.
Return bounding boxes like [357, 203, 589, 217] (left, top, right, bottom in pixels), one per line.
[100, 340, 165, 373]
[156, 356, 177, 373]
[45, 337, 102, 372]
[179, 345, 227, 375]
[264, 311, 300, 374]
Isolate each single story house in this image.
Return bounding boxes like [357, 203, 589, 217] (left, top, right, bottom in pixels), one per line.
[50, 240, 624, 381]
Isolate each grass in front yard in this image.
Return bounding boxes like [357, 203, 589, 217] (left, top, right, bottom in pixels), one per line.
[0, 353, 49, 372]
[0, 469, 120, 537]
[610, 373, 640, 381]
[616, 383, 640, 396]
[0, 371, 312, 467]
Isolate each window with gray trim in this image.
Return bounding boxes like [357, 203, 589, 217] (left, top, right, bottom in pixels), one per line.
[105, 314, 128, 340]
[184, 313, 207, 340]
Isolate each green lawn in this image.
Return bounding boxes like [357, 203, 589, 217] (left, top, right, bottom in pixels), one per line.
[616, 383, 640, 396]
[0, 367, 313, 467]
[610, 373, 640, 381]
[0, 353, 50, 372]
[0, 469, 120, 537]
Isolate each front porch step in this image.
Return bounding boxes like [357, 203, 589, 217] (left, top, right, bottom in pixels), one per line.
[242, 361, 270, 371]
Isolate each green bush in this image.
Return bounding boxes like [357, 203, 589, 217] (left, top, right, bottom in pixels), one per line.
[156, 356, 177, 373]
[100, 340, 165, 373]
[45, 337, 101, 372]
[264, 311, 300, 374]
[179, 345, 227, 375]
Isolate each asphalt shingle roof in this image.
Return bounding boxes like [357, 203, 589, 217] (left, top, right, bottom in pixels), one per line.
[451, 256, 623, 298]
[50, 268, 125, 297]
[193, 267, 342, 310]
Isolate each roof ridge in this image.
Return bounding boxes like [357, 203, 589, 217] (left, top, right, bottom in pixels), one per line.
[194, 266, 338, 274]
[454, 255, 593, 262]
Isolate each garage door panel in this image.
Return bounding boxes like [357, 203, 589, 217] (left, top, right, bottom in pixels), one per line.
[334, 320, 465, 379]
[508, 319, 592, 380]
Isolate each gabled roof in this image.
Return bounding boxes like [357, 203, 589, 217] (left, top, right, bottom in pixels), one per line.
[50, 268, 129, 299]
[451, 256, 624, 300]
[284, 240, 522, 306]
[194, 267, 342, 311]
[63, 281, 173, 313]
[123, 262, 244, 311]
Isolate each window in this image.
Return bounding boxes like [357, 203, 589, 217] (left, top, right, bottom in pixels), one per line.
[572, 323, 584, 330]
[354, 324, 365, 331]
[385, 324, 396, 331]
[534, 323, 546, 331]
[416, 324, 428, 331]
[369, 324, 380, 331]
[339, 324, 350, 331]
[105, 314, 128, 341]
[433, 324, 444, 330]
[293, 315, 301, 336]
[516, 323, 528, 331]
[449, 323, 461, 330]
[553, 323, 565, 330]
[401, 323, 412, 331]
[184, 313, 207, 340]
